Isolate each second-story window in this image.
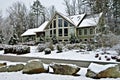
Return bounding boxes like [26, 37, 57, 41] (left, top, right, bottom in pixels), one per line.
[58, 19, 62, 27]
[53, 20, 56, 28]
[64, 20, 68, 27]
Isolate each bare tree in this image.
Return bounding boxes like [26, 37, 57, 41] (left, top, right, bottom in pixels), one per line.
[63, 0, 71, 16]
[7, 1, 28, 40]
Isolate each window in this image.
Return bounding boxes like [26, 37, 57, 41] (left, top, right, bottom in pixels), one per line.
[59, 29, 62, 36]
[50, 23, 52, 28]
[79, 29, 82, 35]
[53, 20, 56, 28]
[58, 19, 62, 27]
[64, 28, 68, 36]
[53, 29, 56, 35]
[90, 28, 93, 34]
[64, 20, 68, 27]
[50, 30, 52, 37]
[84, 29, 87, 35]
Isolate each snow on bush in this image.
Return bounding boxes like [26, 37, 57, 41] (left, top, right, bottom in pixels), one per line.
[37, 42, 54, 52]
[44, 48, 51, 54]
[56, 44, 63, 53]
[4, 45, 30, 54]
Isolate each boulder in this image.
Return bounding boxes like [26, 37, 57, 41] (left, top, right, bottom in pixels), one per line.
[97, 65, 120, 78]
[7, 64, 24, 72]
[0, 63, 7, 67]
[0, 66, 7, 72]
[23, 59, 48, 74]
[86, 69, 97, 78]
[50, 63, 80, 75]
[86, 63, 120, 78]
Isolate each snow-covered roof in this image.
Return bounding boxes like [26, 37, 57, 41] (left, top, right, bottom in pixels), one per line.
[70, 14, 86, 26]
[79, 13, 103, 28]
[21, 21, 48, 37]
[21, 28, 38, 37]
[58, 12, 75, 25]
[35, 21, 49, 33]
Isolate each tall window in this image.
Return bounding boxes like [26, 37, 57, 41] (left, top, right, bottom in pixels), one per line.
[90, 28, 93, 34]
[84, 28, 87, 35]
[50, 23, 52, 28]
[53, 29, 56, 35]
[79, 29, 82, 35]
[64, 28, 68, 36]
[58, 19, 62, 27]
[59, 29, 62, 36]
[50, 30, 52, 37]
[64, 20, 68, 27]
[53, 20, 56, 28]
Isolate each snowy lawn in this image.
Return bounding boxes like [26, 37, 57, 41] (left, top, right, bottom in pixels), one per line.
[0, 46, 119, 63]
[0, 61, 119, 80]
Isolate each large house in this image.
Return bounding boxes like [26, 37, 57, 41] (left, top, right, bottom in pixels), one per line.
[21, 11, 104, 43]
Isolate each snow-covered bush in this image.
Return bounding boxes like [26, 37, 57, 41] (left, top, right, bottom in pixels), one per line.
[45, 42, 54, 51]
[0, 44, 4, 50]
[56, 44, 63, 53]
[112, 44, 120, 55]
[44, 48, 51, 55]
[8, 34, 19, 45]
[52, 35, 58, 44]
[37, 44, 46, 52]
[37, 42, 54, 52]
[4, 45, 30, 54]
[65, 44, 74, 50]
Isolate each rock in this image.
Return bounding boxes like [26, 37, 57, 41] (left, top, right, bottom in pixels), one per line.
[50, 63, 80, 75]
[97, 65, 120, 78]
[0, 66, 7, 72]
[86, 63, 120, 78]
[7, 64, 24, 72]
[86, 69, 97, 78]
[44, 48, 51, 54]
[0, 63, 7, 67]
[23, 59, 48, 74]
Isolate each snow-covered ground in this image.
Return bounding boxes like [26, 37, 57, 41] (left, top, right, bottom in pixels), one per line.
[0, 60, 119, 80]
[0, 46, 118, 63]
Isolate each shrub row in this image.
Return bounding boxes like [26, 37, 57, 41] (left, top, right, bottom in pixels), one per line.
[4, 45, 30, 54]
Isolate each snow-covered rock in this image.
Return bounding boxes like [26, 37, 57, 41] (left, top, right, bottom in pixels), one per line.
[23, 59, 49, 74]
[50, 63, 80, 75]
[7, 64, 24, 72]
[86, 63, 120, 78]
[97, 65, 120, 78]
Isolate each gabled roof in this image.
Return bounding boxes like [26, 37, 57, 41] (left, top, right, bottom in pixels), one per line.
[21, 21, 49, 37]
[46, 11, 86, 27]
[79, 12, 103, 28]
[70, 14, 86, 26]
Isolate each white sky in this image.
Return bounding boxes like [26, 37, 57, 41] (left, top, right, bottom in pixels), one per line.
[0, 0, 66, 17]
